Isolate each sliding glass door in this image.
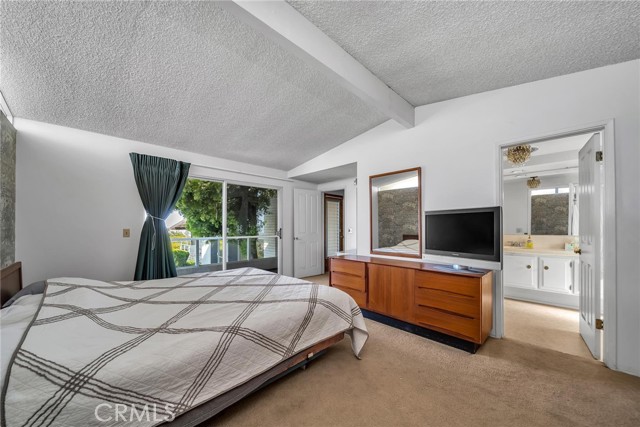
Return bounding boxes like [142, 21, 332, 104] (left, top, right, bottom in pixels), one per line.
[168, 178, 280, 274]
[226, 183, 279, 272]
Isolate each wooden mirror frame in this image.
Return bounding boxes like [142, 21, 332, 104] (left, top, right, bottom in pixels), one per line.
[369, 167, 422, 259]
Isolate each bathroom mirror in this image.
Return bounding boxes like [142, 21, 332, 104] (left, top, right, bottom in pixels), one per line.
[503, 173, 578, 236]
[529, 184, 578, 236]
[370, 167, 422, 258]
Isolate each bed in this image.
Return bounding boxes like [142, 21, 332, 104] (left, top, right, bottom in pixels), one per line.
[0, 263, 368, 426]
[375, 235, 421, 254]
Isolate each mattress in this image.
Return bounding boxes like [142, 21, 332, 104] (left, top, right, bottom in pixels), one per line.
[1, 268, 368, 426]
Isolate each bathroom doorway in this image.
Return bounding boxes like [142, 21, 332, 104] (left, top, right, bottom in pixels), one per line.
[498, 125, 615, 365]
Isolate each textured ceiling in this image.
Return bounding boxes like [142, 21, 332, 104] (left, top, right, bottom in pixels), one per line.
[288, 1, 640, 106]
[2, 2, 638, 171]
[0, 1, 385, 170]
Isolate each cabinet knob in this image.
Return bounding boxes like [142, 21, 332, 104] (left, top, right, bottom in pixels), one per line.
[544, 266, 549, 270]
[526, 265, 531, 269]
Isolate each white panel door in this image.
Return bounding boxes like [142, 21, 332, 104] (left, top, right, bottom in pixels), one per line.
[539, 257, 574, 294]
[503, 255, 538, 288]
[293, 189, 322, 278]
[578, 133, 602, 359]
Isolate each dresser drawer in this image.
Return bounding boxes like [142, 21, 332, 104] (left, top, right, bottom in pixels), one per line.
[332, 285, 366, 307]
[331, 271, 366, 292]
[415, 287, 479, 317]
[330, 259, 365, 278]
[415, 271, 479, 298]
[414, 306, 479, 342]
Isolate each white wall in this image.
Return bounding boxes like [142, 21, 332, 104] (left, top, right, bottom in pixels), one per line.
[15, 119, 316, 286]
[289, 60, 640, 376]
[504, 172, 578, 234]
[318, 178, 357, 254]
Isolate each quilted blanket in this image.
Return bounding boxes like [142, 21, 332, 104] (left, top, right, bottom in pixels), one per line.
[1, 268, 368, 426]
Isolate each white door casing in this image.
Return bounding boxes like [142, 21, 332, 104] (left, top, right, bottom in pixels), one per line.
[578, 132, 602, 359]
[293, 189, 322, 278]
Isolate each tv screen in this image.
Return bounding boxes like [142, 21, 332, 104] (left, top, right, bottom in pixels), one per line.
[425, 207, 501, 262]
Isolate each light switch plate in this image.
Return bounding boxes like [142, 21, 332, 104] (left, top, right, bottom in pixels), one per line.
[123, 228, 130, 238]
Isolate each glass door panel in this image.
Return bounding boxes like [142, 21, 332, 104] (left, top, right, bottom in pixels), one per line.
[226, 184, 279, 272]
[170, 178, 224, 272]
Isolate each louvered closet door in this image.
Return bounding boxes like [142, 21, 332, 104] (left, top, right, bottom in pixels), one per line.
[325, 198, 342, 258]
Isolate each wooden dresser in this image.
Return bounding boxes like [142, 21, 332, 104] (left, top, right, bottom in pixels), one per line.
[330, 255, 493, 347]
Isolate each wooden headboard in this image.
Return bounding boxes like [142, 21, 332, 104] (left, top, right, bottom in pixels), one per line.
[402, 234, 419, 241]
[1, 261, 22, 306]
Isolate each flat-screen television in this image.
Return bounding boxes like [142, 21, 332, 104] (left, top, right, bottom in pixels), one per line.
[424, 207, 502, 263]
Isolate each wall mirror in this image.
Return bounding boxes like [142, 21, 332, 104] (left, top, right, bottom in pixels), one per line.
[503, 172, 578, 236]
[370, 167, 422, 258]
[529, 183, 578, 236]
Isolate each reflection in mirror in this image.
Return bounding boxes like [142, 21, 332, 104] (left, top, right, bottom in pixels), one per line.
[370, 168, 422, 258]
[503, 172, 578, 236]
[530, 185, 578, 235]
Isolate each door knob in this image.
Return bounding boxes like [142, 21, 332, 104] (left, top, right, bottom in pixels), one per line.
[526, 265, 531, 269]
[544, 266, 549, 270]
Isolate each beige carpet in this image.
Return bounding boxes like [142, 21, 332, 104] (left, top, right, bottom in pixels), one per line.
[207, 319, 640, 427]
[301, 273, 330, 286]
[505, 298, 593, 359]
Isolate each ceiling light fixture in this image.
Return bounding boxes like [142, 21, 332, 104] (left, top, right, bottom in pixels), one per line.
[527, 176, 541, 189]
[505, 144, 538, 166]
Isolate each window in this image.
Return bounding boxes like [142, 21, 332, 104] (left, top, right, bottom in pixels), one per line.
[168, 178, 279, 273]
[531, 187, 570, 196]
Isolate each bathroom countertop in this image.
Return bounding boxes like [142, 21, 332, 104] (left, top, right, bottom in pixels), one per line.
[503, 247, 579, 257]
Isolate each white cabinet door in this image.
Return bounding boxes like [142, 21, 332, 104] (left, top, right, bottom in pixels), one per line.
[539, 257, 574, 294]
[504, 255, 538, 288]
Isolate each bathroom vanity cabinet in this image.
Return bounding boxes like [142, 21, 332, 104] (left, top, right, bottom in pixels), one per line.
[503, 250, 579, 308]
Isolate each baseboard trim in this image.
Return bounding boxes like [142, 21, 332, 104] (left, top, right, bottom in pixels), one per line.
[504, 286, 579, 309]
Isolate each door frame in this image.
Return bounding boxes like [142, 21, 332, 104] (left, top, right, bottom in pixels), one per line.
[323, 193, 345, 271]
[495, 119, 617, 369]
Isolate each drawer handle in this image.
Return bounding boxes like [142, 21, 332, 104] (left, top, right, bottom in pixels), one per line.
[526, 265, 531, 269]
[544, 266, 549, 270]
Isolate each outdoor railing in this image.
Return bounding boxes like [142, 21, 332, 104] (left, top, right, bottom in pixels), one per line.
[170, 236, 277, 269]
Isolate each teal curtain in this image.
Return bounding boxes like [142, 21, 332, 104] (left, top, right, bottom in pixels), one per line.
[130, 153, 190, 280]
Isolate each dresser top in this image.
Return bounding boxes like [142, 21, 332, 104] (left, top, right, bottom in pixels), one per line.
[331, 255, 492, 278]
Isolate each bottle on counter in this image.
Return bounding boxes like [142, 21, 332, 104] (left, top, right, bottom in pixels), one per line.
[526, 235, 534, 249]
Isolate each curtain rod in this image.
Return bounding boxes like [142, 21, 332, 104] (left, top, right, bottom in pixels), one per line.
[190, 163, 295, 183]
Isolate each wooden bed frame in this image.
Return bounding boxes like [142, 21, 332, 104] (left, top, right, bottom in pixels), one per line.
[1, 261, 22, 306]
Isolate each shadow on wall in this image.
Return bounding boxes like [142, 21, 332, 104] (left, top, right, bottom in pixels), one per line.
[0, 112, 17, 269]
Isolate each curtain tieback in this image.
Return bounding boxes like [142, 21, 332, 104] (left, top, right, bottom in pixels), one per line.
[146, 213, 165, 251]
